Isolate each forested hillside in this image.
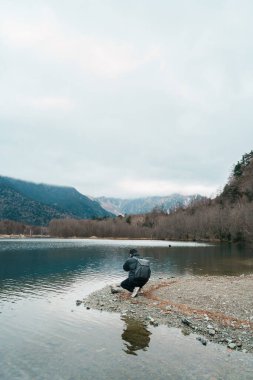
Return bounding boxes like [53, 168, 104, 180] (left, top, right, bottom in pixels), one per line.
[0, 176, 113, 226]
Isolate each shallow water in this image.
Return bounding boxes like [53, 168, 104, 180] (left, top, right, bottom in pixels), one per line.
[0, 238, 253, 379]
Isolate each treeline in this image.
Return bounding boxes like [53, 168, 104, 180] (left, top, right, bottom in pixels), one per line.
[2, 198, 252, 242]
[0, 220, 48, 236]
[48, 216, 152, 239]
[149, 199, 253, 242]
[47, 198, 253, 242]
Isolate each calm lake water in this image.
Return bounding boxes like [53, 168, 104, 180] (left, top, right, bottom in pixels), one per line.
[1, 238, 253, 380]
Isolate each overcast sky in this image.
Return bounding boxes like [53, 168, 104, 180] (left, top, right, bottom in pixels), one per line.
[1, 1, 253, 198]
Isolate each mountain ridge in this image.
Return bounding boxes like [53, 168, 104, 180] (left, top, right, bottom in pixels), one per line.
[95, 194, 205, 215]
[0, 176, 113, 225]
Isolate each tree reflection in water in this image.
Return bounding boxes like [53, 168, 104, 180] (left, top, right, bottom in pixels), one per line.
[121, 316, 152, 355]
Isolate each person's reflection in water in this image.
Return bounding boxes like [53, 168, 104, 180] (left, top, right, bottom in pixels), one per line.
[121, 316, 152, 356]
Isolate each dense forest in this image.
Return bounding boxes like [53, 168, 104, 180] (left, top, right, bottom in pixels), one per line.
[0, 176, 113, 225]
[1, 151, 253, 243]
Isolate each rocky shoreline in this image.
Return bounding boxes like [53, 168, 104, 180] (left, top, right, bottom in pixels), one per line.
[80, 275, 253, 354]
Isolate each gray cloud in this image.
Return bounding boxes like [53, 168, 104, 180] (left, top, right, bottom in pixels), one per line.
[1, 1, 253, 197]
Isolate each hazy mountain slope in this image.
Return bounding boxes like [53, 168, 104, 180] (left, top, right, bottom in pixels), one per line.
[0, 176, 113, 225]
[96, 194, 204, 215]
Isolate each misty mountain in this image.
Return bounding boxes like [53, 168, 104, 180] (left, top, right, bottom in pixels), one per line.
[0, 176, 113, 226]
[95, 194, 205, 215]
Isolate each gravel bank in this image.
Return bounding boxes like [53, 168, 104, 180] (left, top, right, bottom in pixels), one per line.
[81, 275, 253, 354]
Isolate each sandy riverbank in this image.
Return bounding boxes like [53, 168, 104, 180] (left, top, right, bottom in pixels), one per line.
[82, 275, 253, 354]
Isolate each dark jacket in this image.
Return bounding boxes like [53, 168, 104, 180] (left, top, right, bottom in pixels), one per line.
[123, 254, 140, 281]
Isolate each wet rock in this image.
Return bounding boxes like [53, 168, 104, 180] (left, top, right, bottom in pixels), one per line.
[76, 300, 82, 306]
[181, 318, 191, 326]
[86, 306, 90, 310]
[197, 337, 207, 346]
[110, 287, 121, 294]
[228, 343, 236, 349]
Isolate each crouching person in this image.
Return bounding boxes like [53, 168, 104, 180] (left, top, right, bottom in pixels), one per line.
[121, 248, 151, 298]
